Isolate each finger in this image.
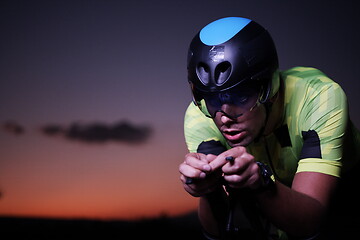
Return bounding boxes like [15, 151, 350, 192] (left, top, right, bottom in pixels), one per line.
[222, 156, 249, 174]
[185, 154, 211, 172]
[180, 174, 187, 183]
[185, 152, 207, 162]
[223, 162, 261, 189]
[180, 174, 195, 185]
[180, 175, 217, 197]
[222, 150, 255, 174]
[225, 173, 262, 189]
[206, 154, 217, 162]
[179, 163, 206, 179]
[208, 154, 230, 171]
[180, 175, 198, 195]
[223, 174, 247, 188]
[209, 147, 246, 170]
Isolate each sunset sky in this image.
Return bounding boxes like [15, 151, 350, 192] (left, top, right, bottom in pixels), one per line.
[1, 0, 359, 220]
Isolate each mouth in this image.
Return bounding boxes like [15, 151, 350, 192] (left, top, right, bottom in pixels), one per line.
[222, 129, 247, 142]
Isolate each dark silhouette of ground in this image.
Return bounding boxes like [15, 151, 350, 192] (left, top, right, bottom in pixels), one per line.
[0, 211, 205, 240]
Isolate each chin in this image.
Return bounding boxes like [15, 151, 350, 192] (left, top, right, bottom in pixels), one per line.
[226, 138, 252, 148]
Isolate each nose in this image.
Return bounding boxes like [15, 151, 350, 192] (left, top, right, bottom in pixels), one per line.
[220, 104, 235, 124]
[218, 104, 244, 122]
[221, 114, 233, 124]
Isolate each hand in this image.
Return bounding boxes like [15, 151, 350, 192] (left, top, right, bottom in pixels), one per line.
[209, 146, 262, 190]
[179, 153, 222, 197]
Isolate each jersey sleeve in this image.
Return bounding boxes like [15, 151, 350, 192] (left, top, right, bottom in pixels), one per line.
[296, 73, 348, 177]
[184, 102, 227, 153]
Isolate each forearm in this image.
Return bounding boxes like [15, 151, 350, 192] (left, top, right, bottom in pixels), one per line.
[256, 181, 325, 238]
[199, 196, 219, 236]
[198, 187, 229, 237]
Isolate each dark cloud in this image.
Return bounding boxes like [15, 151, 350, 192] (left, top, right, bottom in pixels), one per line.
[41, 121, 152, 144]
[2, 120, 25, 135]
[42, 125, 63, 136]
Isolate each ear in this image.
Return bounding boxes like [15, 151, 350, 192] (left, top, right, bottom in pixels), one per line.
[268, 91, 279, 103]
[268, 78, 283, 103]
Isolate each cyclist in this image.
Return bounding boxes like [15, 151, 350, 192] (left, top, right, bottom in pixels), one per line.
[179, 16, 360, 239]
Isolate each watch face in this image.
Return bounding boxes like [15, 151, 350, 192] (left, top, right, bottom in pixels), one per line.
[256, 162, 273, 186]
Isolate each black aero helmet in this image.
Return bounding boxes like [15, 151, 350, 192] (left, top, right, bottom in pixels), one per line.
[187, 17, 279, 118]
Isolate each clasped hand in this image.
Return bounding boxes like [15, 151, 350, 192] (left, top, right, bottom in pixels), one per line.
[179, 147, 263, 197]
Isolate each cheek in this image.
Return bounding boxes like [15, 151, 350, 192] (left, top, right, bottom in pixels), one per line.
[248, 107, 267, 132]
[213, 115, 223, 129]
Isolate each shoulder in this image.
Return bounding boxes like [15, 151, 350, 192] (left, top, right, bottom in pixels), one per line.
[281, 66, 347, 109]
[281, 66, 327, 78]
[184, 102, 212, 128]
[281, 66, 345, 92]
[184, 102, 226, 152]
[274, 67, 350, 178]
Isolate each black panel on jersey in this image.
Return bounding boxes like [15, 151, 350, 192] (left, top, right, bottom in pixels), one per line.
[300, 130, 322, 159]
[197, 140, 226, 155]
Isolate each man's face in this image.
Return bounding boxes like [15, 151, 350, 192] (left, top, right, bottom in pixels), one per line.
[212, 104, 266, 147]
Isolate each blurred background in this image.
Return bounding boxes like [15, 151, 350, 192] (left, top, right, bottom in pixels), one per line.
[1, 0, 359, 238]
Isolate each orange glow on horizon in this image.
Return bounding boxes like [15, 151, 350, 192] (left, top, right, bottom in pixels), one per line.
[0, 194, 197, 220]
[0, 127, 197, 220]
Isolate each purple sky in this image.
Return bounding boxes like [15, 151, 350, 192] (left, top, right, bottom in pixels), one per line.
[0, 0, 359, 219]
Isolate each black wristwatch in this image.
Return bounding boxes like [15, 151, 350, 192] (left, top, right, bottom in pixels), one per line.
[256, 161, 275, 191]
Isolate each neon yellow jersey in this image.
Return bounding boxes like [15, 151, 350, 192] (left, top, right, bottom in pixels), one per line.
[184, 67, 360, 186]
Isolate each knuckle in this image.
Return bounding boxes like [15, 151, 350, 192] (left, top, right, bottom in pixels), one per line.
[252, 162, 260, 173]
[178, 164, 185, 173]
[232, 163, 242, 172]
[225, 174, 242, 183]
[248, 154, 255, 162]
[235, 146, 246, 152]
[236, 146, 248, 154]
[188, 168, 198, 178]
[185, 152, 197, 160]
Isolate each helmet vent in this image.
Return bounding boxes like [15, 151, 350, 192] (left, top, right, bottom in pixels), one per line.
[196, 63, 210, 85]
[215, 61, 231, 85]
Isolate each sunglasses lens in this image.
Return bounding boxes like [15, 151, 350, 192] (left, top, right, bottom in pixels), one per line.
[191, 84, 260, 118]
